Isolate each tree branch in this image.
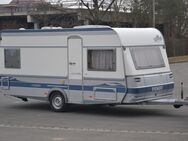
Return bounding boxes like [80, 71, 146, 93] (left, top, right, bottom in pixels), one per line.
[105, 0, 116, 12]
[98, 0, 106, 9]
[80, 0, 96, 23]
[80, 0, 90, 9]
[102, 0, 116, 17]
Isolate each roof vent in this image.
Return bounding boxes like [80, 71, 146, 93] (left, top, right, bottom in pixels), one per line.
[19, 28, 26, 30]
[41, 26, 63, 30]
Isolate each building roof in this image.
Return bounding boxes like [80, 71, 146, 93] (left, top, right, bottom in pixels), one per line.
[10, 0, 45, 4]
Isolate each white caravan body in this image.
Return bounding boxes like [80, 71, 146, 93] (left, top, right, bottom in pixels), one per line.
[0, 26, 174, 107]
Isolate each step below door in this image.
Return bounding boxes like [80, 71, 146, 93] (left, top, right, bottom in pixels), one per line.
[1, 77, 10, 90]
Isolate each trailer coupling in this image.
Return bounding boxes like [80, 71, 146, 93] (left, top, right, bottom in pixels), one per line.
[144, 98, 188, 109]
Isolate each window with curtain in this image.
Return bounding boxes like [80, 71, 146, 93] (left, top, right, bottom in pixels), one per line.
[130, 47, 165, 70]
[4, 49, 21, 69]
[87, 49, 116, 71]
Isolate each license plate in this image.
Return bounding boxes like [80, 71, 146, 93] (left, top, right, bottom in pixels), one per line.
[152, 86, 163, 92]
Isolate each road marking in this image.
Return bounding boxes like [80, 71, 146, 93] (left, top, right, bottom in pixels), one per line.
[0, 123, 188, 136]
[52, 138, 65, 141]
[12, 101, 23, 104]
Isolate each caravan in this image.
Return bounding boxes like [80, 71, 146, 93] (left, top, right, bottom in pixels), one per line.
[0, 25, 183, 112]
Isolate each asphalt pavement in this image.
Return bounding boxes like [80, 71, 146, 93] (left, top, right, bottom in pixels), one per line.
[0, 62, 188, 141]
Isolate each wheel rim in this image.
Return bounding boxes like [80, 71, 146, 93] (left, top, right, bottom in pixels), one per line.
[52, 95, 63, 110]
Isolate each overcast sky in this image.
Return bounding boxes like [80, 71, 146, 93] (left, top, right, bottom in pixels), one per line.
[0, 0, 56, 4]
[0, 0, 77, 5]
[0, 0, 12, 4]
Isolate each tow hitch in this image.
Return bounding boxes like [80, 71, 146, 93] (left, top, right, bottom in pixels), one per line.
[146, 98, 188, 108]
[146, 82, 188, 108]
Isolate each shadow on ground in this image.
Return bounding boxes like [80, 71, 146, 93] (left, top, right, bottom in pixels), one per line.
[5, 101, 184, 118]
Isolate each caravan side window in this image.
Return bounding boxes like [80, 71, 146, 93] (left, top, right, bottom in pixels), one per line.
[87, 49, 116, 71]
[4, 49, 21, 69]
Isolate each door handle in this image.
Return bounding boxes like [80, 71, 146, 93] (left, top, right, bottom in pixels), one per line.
[69, 62, 76, 65]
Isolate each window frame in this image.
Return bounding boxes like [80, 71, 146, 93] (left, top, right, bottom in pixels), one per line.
[87, 49, 116, 72]
[130, 46, 165, 70]
[4, 49, 21, 69]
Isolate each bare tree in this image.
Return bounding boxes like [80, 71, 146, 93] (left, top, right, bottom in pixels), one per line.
[157, 0, 188, 38]
[129, 0, 153, 27]
[79, 0, 117, 24]
[107, 0, 131, 26]
[32, 0, 132, 26]
[129, 0, 188, 37]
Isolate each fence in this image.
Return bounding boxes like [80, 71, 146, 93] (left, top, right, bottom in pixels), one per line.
[165, 38, 188, 57]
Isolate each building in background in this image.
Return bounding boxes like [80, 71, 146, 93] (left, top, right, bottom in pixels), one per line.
[0, 0, 188, 57]
[0, 0, 132, 29]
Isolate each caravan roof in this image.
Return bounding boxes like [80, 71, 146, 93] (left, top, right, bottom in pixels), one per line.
[113, 28, 165, 47]
[1, 26, 164, 47]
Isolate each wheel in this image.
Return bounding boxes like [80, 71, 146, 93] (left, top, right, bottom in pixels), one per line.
[108, 104, 116, 107]
[49, 92, 67, 112]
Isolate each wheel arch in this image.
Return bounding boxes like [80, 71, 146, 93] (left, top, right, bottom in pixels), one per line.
[48, 88, 68, 103]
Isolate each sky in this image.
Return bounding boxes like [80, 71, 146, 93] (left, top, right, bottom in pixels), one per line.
[0, 0, 57, 4]
[0, 0, 12, 4]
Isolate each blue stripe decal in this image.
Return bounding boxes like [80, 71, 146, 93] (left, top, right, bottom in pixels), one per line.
[69, 85, 82, 91]
[2, 77, 174, 94]
[9, 80, 126, 93]
[127, 84, 174, 94]
[95, 89, 115, 93]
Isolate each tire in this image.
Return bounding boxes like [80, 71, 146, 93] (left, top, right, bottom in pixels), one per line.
[49, 92, 67, 112]
[108, 104, 116, 107]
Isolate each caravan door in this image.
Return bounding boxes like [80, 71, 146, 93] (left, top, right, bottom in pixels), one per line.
[68, 37, 83, 103]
